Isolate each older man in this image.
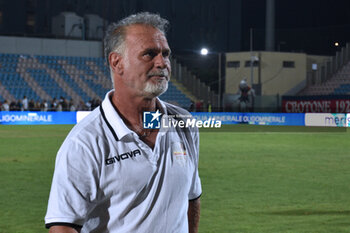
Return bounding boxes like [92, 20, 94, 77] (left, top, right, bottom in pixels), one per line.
[45, 12, 201, 233]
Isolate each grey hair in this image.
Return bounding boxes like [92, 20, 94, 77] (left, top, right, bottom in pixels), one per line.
[103, 12, 169, 68]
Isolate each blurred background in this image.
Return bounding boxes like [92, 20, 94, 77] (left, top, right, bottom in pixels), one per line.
[0, 0, 350, 113]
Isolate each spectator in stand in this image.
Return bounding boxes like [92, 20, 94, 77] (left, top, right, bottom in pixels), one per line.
[65, 98, 70, 111]
[41, 100, 49, 112]
[56, 103, 62, 112]
[35, 100, 41, 111]
[1, 100, 10, 111]
[16, 100, 22, 111]
[61, 97, 69, 111]
[188, 101, 195, 112]
[90, 98, 101, 110]
[51, 98, 58, 111]
[85, 100, 92, 111]
[195, 100, 204, 112]
[28, 99, 35, 111]
[69, 99, 76, 112]
[77, 100, 86, 111]
[207, 101, 212, 112]
[11, 101, 19, 111]
[22, 96, 28, 111]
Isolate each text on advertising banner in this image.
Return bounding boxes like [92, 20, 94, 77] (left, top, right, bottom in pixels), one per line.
[191, 112, 305, 126]
[0, 111, 76, 125]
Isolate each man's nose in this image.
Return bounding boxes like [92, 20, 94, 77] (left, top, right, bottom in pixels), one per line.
[154, 53, 167, 69]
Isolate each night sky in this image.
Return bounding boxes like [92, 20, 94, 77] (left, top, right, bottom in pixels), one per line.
[189, 0, 350, 89]
[1, 0, 349, 55]
[242, 0, 350, 55]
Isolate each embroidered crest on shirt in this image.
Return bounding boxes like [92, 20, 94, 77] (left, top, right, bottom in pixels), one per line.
[172, 142, 187, 167]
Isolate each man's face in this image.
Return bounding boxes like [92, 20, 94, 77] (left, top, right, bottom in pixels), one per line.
[119, 24, 171, 98]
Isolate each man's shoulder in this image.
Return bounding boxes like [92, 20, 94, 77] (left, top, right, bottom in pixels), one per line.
[66, 107, 104, 141]
[162, 101, 199, 135]
[55, 106, 110, 165]
[162, 101, 191, 117]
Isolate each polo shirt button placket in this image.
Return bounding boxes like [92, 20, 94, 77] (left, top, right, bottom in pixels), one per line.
[134, 136, 152, 160]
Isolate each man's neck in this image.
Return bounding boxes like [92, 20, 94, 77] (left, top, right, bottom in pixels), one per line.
[111, 91, 157, 126]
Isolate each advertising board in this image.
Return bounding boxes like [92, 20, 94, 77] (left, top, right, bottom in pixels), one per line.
[0, 111, 76, 125]
[192, 112, 305, 126]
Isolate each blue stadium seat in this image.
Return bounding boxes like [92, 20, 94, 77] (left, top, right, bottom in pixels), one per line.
[0, 53, 193, 108]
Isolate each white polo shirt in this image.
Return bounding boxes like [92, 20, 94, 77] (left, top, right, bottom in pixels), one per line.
[45, 90, 202, 233]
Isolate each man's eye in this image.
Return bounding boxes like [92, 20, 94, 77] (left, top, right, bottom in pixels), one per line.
[162, 51, 170, 58]
[144, 52, 156, 58]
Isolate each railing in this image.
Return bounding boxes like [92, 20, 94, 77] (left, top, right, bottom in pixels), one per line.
[171, 58, 218, 108]
[308, 42, 350, 85]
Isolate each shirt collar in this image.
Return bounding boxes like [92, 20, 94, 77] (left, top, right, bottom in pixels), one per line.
[101, 90, 133, 141]
[100, 90, 170, 140]
[156, 98, 170, 134]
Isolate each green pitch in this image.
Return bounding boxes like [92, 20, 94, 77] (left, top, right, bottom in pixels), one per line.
[0, 125, 349, 233]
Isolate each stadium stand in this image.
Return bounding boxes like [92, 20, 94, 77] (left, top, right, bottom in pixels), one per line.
[299, 60, 350, 95]
[0, 53, 193, 110]
[298, 42, 350, 96]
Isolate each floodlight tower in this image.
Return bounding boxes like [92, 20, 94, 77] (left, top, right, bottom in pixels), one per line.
[200, 47, 222, 109]
[265, 0, 275, 51]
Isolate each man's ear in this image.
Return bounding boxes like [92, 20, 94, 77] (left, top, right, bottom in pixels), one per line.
[109, 52, 123, 75]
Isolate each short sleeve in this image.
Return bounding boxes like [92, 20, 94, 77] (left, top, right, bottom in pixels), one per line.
[188, 127, 202, 200]
[45, 138, 100, 227]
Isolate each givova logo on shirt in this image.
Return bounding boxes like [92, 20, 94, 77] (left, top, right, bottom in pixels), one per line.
[143, 110, 162, 129]
[105, 149, 141, 165]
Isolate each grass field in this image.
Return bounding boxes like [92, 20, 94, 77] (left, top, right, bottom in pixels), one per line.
[0, 125, 350, 233]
